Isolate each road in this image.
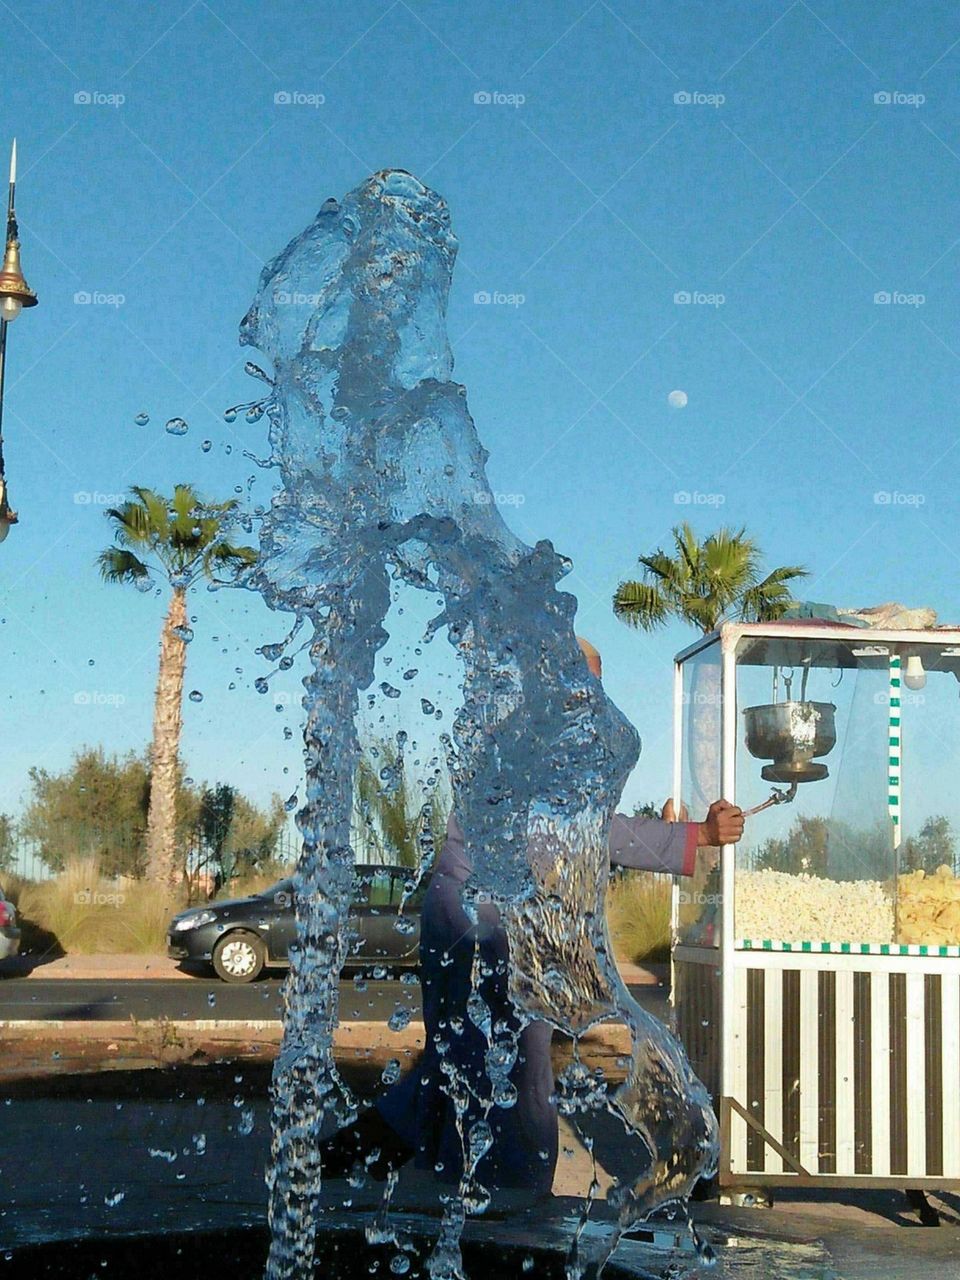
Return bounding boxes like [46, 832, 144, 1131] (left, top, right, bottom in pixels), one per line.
[0, 975, 417, 1021]
[0, 975, 669, 1022]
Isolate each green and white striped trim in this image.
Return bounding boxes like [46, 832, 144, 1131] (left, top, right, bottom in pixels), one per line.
[738, 938, 960, 957]
[889, 655, 902, 848]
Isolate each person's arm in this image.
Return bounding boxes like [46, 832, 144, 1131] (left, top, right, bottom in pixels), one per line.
[608, 800, 745, 877]
[608, 814, 699, 876]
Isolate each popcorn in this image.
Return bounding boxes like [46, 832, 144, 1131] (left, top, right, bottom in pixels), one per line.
[736, 868, 894, 944]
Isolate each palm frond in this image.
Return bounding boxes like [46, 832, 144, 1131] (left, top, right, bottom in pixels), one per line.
[612, 580, 669, 630]
[98, 547, 150, 584]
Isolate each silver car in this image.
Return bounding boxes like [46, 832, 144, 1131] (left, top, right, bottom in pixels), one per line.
[0, 886, 21, 960]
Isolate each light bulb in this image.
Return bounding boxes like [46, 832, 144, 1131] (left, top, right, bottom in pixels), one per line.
[0, 295, 22, 322]
[904, 654, 926, 691]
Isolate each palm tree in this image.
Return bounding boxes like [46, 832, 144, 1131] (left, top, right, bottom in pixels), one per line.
[613, 523, 807, 635]
[614, 524, 807, 810]
[98, 485, 257, 886]
[352, 736, 450, 869]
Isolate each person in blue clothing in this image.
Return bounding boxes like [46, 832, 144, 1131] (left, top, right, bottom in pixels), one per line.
[321, 637, 744, 1193]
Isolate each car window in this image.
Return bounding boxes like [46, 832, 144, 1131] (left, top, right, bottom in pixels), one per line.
[360, 870, 397, 907]
[262, 870, 422, 910]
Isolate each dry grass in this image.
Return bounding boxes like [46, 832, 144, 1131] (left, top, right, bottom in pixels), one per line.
[4, 860, 671, 963]
[7, 859, 187, 955]
[605, 872, 672, 965]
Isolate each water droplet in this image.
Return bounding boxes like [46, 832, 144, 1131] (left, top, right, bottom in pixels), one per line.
[207, 992, 216, 1007]
[134, 412, 149, 426]
[173, 624, 194, 643]
[379, 682, 401, 700]
[284, 793, 298, 812]
[381, 1058, 401, 1085]
[134, 576, 154, 594]
[388, 1006, 411, 1033]
[201, 439, 212, 453]
[165, 417, 189, 436]
[402, 669, 418, 681]
[189, 690, 203, 703]
[420, 698, 435, 715]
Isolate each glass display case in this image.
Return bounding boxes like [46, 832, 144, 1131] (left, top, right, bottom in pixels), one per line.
[730, 630, 960, 951]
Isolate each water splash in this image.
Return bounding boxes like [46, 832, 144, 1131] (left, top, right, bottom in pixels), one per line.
[244, 169, 718, 1279]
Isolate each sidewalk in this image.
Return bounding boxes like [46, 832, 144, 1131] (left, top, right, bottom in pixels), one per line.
[0, 952, 670, 986]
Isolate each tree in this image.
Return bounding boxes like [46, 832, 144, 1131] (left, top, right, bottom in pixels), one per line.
[21, 748, 151, 876]
[353, 737, 450, 868]
[195, 783, 286, 890]
[98, 486, 256, 886]
[21, 747, 283, 881]
[902, 816, 956, 875]
[754, 815, 829, 877]
[0, 814, 16, 873]
[612, 523, 807, 635]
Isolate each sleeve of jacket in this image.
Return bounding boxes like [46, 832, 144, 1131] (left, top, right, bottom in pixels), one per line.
[607, 814, 699, 876]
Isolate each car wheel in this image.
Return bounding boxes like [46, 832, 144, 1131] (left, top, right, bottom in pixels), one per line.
[212, 930, 266, 983]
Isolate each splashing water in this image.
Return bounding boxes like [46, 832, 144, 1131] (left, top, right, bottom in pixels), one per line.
[242, 169, 719, 1279]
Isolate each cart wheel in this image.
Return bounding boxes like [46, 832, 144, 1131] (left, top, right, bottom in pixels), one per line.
[720, 1188, 774, 1209]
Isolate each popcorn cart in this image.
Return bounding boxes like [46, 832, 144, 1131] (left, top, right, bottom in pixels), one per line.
[671, 620, 960, 1193]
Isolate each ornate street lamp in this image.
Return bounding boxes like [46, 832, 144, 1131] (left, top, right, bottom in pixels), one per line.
[0, 140, 39, 542]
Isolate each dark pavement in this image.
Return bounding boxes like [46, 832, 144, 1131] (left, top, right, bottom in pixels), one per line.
[0, 976, 668, 1023]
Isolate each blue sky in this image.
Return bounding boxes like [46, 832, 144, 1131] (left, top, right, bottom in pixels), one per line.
[1, 0, 959, 827]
